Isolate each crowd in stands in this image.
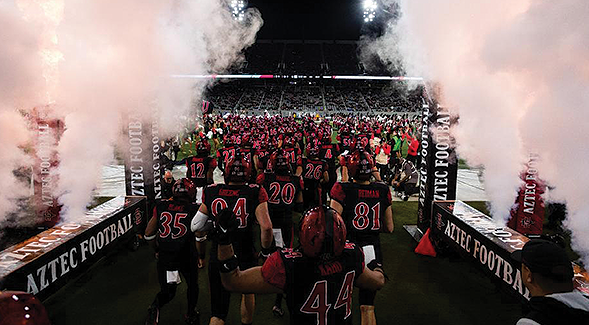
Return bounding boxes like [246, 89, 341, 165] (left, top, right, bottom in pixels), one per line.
[205, 81, 424, 113]
[239, 41, 389, 75]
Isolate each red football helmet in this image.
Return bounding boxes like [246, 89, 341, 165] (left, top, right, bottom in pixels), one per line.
[299, 206, 347, 259]
[306, 142, 320, 158]
[350, 136, 369, 152]
[269, 149, 291, 175]
[241, 134, 252, 148]
[347, 150, 374, 181]
[0, 291, 51, 325]
[223, 135, 233, 147]
[173, 178, 196, 201]
[196, 139, 211, 156]
[224, 153, 251, 183]
[322, 131, 331, 144]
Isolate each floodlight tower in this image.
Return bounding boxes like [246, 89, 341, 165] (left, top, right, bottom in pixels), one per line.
[230, 0, 247, 21]
[363, 0, 377, 23]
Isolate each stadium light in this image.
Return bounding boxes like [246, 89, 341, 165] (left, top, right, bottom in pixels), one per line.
[230, 0, 246, 21]
[363, 0, 377, 23]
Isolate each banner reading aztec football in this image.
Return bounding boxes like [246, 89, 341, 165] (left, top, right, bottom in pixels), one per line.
[417, 96, 459, 233]
[430, 200, 589, 300]
[123, 109, 162, 233]
[0, 196, 146, 300]
[507, 154, 545, 235]
[28, 107, 64, 228]
[123, 111, 162, 201]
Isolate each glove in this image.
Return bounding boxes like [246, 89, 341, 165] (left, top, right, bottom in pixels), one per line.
[259, 246, 276, 261]
[367, 260, 389, 280]
[216, 208, 239, 246]
[367, 260, 382, 271]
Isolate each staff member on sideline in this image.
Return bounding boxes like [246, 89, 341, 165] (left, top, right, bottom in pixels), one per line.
[511, 239, 589, 325]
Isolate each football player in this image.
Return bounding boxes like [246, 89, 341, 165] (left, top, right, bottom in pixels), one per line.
[301, 142, 329, 210]
[340, 143, 381, 183]
[176, 138, 216, 203]
[175, 138, 216, 268]
[217, 136, 238, 173]
[191, 154, 273, 325]
[282, 136, 303, 176]
[215, 206, 387, 325]
[330, 151, 394, 325]
[256, 149, 304, 317]
[318, 132, 340, 205]
[144, 178, 201, 325]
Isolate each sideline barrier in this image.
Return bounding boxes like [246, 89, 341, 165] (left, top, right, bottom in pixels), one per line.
[430, 200, 589, 301]
[0, 196, 146, 300]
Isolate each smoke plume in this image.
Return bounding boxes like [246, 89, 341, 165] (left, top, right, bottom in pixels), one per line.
[0, 0, 262, 223]
[0, 2, 41, 221]
[363, 0, 589, 264]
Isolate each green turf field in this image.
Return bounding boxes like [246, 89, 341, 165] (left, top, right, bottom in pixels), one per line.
[42, 201, 524, 325]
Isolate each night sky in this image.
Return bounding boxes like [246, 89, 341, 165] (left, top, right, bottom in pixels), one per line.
[248, 0, 369, 40]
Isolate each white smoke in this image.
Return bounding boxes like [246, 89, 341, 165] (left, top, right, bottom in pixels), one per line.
[363, 0, 589, 264]
[0, 2, 41, 221]
[0, 0, 262, 223]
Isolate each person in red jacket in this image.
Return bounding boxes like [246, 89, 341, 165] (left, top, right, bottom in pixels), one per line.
[405, 133, 419, 166]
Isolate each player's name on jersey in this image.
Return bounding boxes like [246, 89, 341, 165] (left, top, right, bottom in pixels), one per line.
[358, 189, 380, 198]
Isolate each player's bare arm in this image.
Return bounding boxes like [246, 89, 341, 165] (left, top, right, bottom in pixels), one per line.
[384, 205, 394, 233]
[255, 202, 273, 249]
[217, 243, 282, 294]
[356, 266, 386, 291]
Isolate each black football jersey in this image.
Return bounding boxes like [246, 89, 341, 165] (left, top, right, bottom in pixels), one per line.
[154, 200, 199, 266]
[256, 149, 271, 171]
[283, 147, 303, 171]
[330, 182, 392, 243]
[356, 134, 371, 152]
[184, 156, 217, 187]
[301, 158, 327, 190]
[339, 135, 353, 152]
[238, 147, 254, 163]
[203, 183, 268, 260]
[319, 143, 340, 169]
[261, 243, 365, 325]
[216, 146, 237, 170]
[256, 173, 303, 215]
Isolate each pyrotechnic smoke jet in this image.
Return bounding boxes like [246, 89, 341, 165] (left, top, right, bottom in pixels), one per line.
[0, 0, 263, 225]
[362, 0, 589, 265]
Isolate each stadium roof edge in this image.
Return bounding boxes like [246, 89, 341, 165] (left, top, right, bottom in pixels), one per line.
[255, 39, 359, 44]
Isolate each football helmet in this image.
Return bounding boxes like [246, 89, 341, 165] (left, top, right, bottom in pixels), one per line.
[299, 206, 347, 259]
[0, 291, 51, 325]
[306, 142, 320, 158]
[347, 150, 374, 181]
[269, 149, 291, 175]
[224, 153, 251, 183]
[172, 178, 196, 202]
[196, 139, 211, 156]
